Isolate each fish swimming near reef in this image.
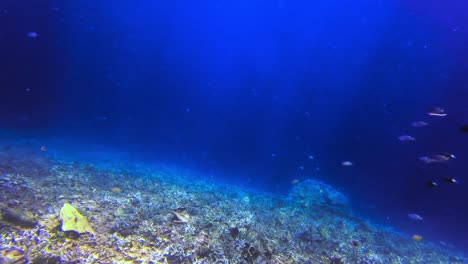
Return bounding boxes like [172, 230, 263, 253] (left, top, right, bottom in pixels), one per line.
[419, 153, 455, 164]
[291, 179, 300, 185]
[94, 116, 109, 121]
[398, 135, 415, 142]
[441, 176, 459, 184]
[341, 161, 353, 166]
[408, 213, 424, 221]
[427, 107, 447, 117]
[419, 156, 435, 164]
[411, 121, 428, 127]
[442, 153, 456, 159]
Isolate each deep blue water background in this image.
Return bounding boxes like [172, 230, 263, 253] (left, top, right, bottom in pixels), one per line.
[1, 0, 467, 253]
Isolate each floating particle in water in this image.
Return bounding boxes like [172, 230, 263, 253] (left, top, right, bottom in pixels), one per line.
[439, 73, 449, 79]
[398, 135, 415, 142]
[297, 166, 304, 170]
[408, 213, 424, 221]
[308, 155, 314, 160]
[271, 153, 277, 158]
[411, 121, 428, 127]
[94, 116, 108, 121]
[295, 136, 301, 141]
[27, 32, 38, 38]
[341, 161, 353, 166]
[427, 107, 447, 117]
[291, 179, 300, 185]
[440, 241, 449, 247]
[185, 107, 190, 112]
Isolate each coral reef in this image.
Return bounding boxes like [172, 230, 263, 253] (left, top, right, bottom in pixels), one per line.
[0, 141, 466, 263]
[287, 179, 351, 213]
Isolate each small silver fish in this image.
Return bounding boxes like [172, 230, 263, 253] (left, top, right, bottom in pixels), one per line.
[419, 154, 454, 164]
[441, 176, 459, 184]
[442, 153, 456, 159]
[427, 107, 447, 117]
[398, 135, 415, 142]
[408, 213, 424, 221]
[94, 116, 108, 121]
[411, 121, 428, 127]
[430, 154, 452, 162]
[341, 161, 353, 166]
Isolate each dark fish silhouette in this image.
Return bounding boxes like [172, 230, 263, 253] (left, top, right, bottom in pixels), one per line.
[459, 124, 468, 133]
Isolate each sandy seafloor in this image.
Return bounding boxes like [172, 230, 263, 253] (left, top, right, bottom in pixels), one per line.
[0, 134, 467, 263]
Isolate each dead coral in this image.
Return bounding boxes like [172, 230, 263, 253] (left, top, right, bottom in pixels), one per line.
[0, 146, 465, 264]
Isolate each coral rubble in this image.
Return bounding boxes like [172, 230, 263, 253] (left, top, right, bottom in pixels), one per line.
[0, 142, 466, 263]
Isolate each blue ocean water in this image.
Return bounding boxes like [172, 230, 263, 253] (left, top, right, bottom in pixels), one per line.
[1, 0, 467, 259]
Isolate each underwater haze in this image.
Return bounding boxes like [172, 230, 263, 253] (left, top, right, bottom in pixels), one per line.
[1, 0, 468, 262]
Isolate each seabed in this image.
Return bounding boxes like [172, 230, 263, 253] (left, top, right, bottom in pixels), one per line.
[0, 135, 466, 263]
